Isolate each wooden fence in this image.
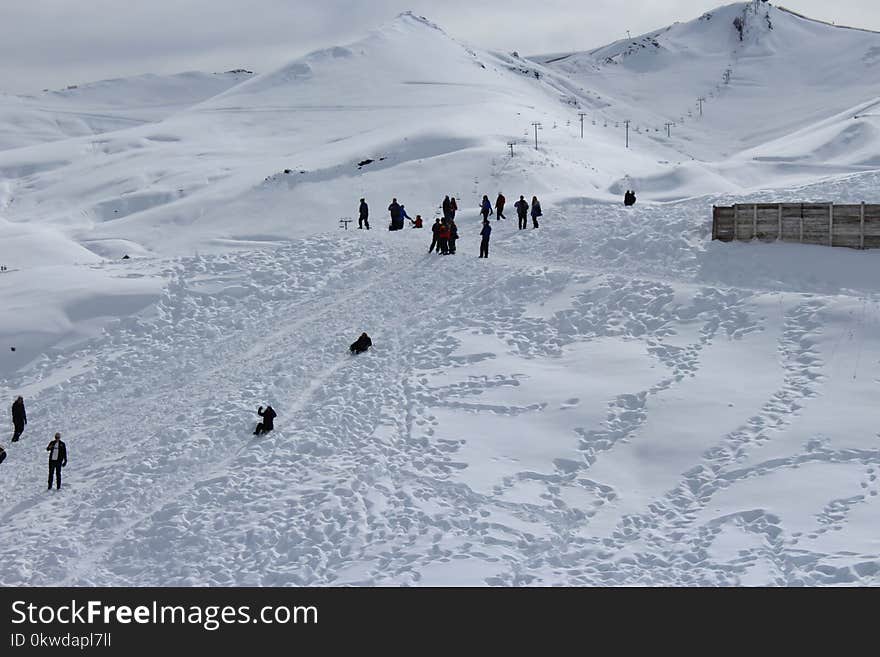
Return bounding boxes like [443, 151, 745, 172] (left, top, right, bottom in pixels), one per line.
[712, 203, 880, 249]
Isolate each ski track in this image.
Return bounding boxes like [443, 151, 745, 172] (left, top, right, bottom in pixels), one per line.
[1, 187, 879, 586]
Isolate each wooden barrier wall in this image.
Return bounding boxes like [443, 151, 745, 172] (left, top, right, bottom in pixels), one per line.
[712, 203, 880, 249]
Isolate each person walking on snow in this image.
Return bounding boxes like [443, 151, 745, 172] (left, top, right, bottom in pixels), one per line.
[46, 432, 67, 490]
[429, 218, 442, 252]
[495, 193, 506, 220]
[515, 195, 529, 230]
[531, 196, 542, 228]
[11, 396, 26, 443]
[479, 219, 492, 258]
[358, 198, 370, 229]
[480, 195, 492, 222]
[254, 405, 276, 435]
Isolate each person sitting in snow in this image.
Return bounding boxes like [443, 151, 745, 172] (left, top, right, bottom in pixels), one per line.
[411, 214, 423, 228]
[350, 332, 372, 355]
[254, 405, 276, 435]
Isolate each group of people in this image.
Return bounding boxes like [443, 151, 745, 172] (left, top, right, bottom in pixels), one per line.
[250, 332, 373, 437]
[476, 193, 543, 231]
[357, 192, 545, 258]
[429, 217, 460, 255]
[2, 396, 69, 490]
[624, 190, 637, 206]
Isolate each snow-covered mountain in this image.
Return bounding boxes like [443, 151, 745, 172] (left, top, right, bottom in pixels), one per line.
[0, 3, 878, 586]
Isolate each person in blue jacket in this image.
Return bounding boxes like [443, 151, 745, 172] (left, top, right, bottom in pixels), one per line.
[399, 204, 412, 229]
[480, 195, 492, 221]
[479, 219, 492, 258]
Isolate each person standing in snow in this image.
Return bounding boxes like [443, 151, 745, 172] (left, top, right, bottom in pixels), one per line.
[531, 196, 542, 228]
[429, 218, 442, 252]
[480, 195, 492, 222]
[254, 405, 277, 435]
[358, 198, 370, 229]
[495, 193, 506, 220]
[0, 444, 6, 465]
[442, 195, 452, 222]
[388, 198, 402, 231]
[515, 195, 529, 230]
[479, 219, 492, 258]
[448, 219, 459, 254]
[11, 396, 26, 443]
[438, 220, 451, 255]
[46, 432, 67, 490]
[449, 197, 458, 220]
[399, 204, 412, 228]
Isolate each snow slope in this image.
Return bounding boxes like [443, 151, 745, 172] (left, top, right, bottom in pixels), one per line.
[0, 4, 878, 586]
[0, 71, 254, 151]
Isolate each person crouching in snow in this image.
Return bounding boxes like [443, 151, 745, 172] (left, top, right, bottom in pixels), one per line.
[350, 332, 372, 354]
[254, 405, 276, 435]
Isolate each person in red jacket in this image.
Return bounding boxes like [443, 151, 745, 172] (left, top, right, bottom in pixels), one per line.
[437, 220, 451, 255]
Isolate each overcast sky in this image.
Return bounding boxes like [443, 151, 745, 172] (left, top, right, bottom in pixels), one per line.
[1, 1, 878, 94]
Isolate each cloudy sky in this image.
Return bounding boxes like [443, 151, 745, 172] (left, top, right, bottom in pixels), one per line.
[1, 0, 877, 93]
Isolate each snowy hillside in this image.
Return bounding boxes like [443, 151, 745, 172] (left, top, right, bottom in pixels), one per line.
[0, 71, 254, 151]
[0, 3, 878, 586]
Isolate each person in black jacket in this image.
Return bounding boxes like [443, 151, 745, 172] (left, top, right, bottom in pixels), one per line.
[442, 195, 452, 221]
[495, 193, 506, 220]
[46, 432, 67, 490]
[448, 219, 459, 254]
[479, 219, 492, 258]
[358, 198, 370, 229]
[429, 218, 442, 253]
[530, 196, 542, 228]
[254, 405, 277, 435]
[11, 396, 26, 442]
[0, 445, 7, 465]
[388, 198, 402, 231]
[515, 195, 529, 230]
[350, 332, 372, 354]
